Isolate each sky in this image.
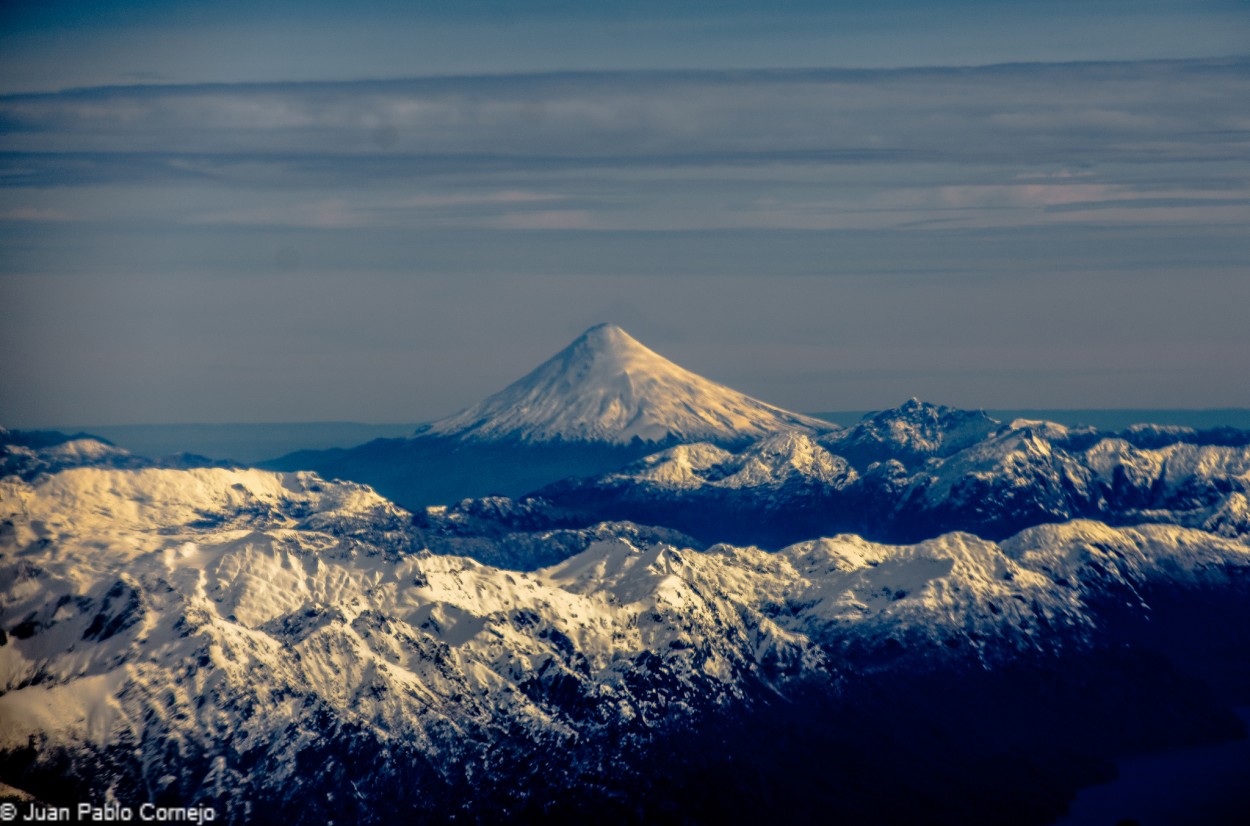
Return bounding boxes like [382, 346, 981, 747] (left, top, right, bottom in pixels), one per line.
[1, 1, 1248, 426]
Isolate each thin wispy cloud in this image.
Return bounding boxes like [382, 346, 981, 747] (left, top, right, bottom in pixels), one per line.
[3, 60, 1248, 233]
[187, 190, 570, 228]
[0, 206, 73, 222]
[3, 1, 1247, 94]
[2, 57, 1248, 422]
[4, 62, 1248, 162]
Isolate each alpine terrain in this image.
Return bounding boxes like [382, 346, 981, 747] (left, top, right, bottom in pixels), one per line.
[3, 336, 1250, 824]
[265, 325, 836, 506]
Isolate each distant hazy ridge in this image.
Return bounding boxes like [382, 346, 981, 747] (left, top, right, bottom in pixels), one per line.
[61, 409, 1250, 464]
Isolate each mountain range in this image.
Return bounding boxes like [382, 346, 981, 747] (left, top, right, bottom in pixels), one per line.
[3, 326, 1250, 823]
[264, 324, 835, 507]
[528, 400, 1250, 550]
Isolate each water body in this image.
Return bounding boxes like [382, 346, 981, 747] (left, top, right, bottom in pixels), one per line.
[1051, 708, 1250, 826]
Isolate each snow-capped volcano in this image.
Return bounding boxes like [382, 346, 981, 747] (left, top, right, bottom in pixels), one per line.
[424, 323, 835, 445]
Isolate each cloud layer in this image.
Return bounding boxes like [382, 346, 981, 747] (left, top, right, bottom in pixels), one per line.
[2, 59, 1248, 423]
[3, 61, 1247, 232]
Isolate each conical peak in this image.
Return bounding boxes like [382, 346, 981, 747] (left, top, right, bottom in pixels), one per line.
[580, 322, 627, 339]
[570, 324, 646, 356]
[562, 324, 671, 375]
[426, 326, 837, 445]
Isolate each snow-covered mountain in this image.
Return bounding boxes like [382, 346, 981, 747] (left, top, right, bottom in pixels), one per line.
[821, 397, 1002, 467]
[1, 426, 232, 480]
[534, 402, 1250, 548]
[3, 463, 1249, 822]
[265, 325, 839, 507]
[423, 323, 835, 445]
[7, 397, 1250, 821]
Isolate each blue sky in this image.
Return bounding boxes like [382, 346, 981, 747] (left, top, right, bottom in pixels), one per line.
[3, 2, 1248, 90]
[1, 2, 1248, 425]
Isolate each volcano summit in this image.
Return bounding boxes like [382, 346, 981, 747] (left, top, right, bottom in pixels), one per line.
[424, 324, 833, 446]
[267, 325, 837, 506]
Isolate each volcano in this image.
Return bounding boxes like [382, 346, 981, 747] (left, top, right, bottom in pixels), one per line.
[423, 323, 834, 445]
